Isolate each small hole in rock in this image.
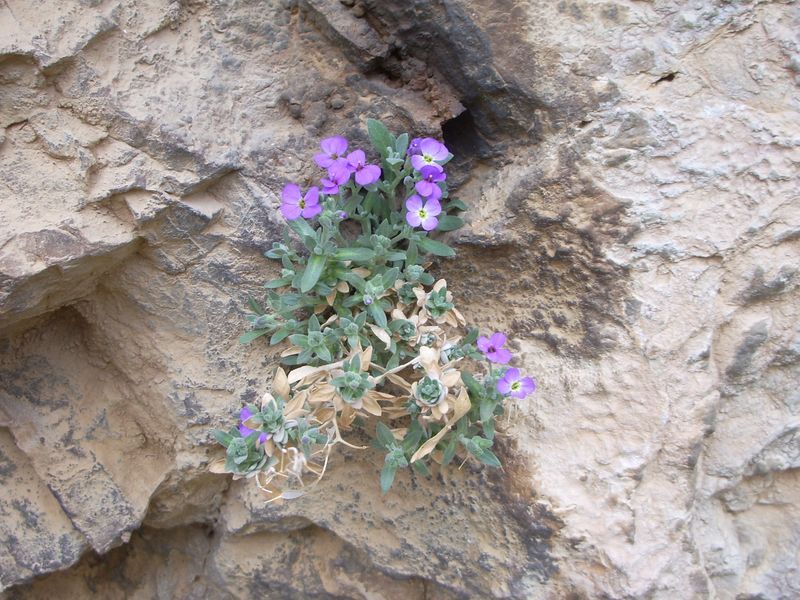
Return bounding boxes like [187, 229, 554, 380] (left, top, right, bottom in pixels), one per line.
[653, 72, 677, 85]
[441, 108, 490, 162]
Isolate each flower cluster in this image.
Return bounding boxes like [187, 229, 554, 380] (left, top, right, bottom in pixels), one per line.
[477, 332, 536, 399]
[211, 119, 536, 499]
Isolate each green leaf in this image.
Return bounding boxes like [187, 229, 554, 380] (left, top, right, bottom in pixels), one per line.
[239, 329, 270, 344]
[333, 247, 375, 262]
[476, 449, 501, 468]
[436, 215, 464, 232]
[480, 400, 494, 424]
[460, 371, 483, 397]
[411, 460, 430, 476]
[265, 276, 293, 289]
[402, 422, 424, 453]
[340, 271, 367, 292]
[287, 217, 316, 239]
[416, 236, 456, 257]
[367, 118, 395, 157]
[270, 328, 291, 345]
[367, 303, 387, 328]
[447, 198, 468, 211]
[375, 422, 395, 449]
[462, 327, 479, 345]
[300, 254, 327, 293]
[246, 295, 264, 314]
[484, 418, 495, 441]
[380, 462, 397, 493]
[317, 345, 332, 362]
[395, 133, 409, 157]
[211, 429, 233, 448]
[381, 267, 400, 289]
[406, 240, 418, 266]
[442, 436, 458, 465]
[288, 334, 308, 346]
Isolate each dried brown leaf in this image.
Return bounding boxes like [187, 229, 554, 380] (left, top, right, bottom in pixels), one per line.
[272, 368, 290, 400]
[326, 291, 336, 306]
[386, 372, 411, 390]
[288, 361, 344, 384]
[208, 458, 228, 474]
[368, 324, 392, 347]
[410, 424, 450, 463]
[360, 346, 373, 371]
[308, 384, 336, 404]
[442, 369, 461, 388]
[284, 390, 307, 419]
[360, 394, 382, 416]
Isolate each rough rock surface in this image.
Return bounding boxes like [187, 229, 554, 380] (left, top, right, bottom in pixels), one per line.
[1, 0, 798, 598]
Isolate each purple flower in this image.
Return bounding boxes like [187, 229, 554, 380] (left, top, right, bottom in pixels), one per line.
[321, 167, 350, 195]
[497, 368, 536, 399]
[411, 138, 449, 172]
[281, 184, 322, 220]
[314, 136, 349, 172]
[415, 165, 446, 199]
[239, 406, 269, 443]
[477, 332, 512, 364]
[405, 195, 441, 231]
[407, 137, 423, 156]
[346, 149, 382, 186]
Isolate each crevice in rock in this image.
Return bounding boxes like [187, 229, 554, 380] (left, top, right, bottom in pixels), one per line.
[441, 107, 493, 165]
[653, 71, 678, 85]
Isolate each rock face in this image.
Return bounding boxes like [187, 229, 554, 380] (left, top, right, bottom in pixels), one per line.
[1, 0, 798, 597]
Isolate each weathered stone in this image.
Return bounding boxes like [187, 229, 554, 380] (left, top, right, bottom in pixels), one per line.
[1, 0, 799, 598]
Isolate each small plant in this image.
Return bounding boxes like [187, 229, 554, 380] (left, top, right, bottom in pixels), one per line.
[210, 120, 536, 500]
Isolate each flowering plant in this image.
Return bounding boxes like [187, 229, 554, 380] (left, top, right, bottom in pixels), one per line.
[210, 120, 535, 500]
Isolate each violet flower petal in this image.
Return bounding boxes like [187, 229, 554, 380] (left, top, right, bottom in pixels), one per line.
[424, 198, 442, 217]
[419, 138, 449, 160]
[407, 137, 423, 155]
[421, 215, 439, 231]
[346, 149, 366, 169]
[497, 376, 512, 395]
[489, 332, 507, 348]
[301, 203, 323, 219]
[304, 186, 320, 205]
[321, 136, 348, 156]
[405, 195, 423, 212]
[281, 203, 302, 220]
[355, 164, 381, 186]
[406, 211, 423, 227]
[517, 377, 537, 397]
[314, 153, 334, 169]
[489, 348, 512, 364]
[282, 183, 302, 204]
[415, 180, 434, 197]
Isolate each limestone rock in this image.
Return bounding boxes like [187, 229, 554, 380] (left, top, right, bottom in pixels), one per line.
[1, 0, 798, 598]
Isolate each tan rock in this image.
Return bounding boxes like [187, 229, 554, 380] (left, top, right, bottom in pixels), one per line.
[1, 0, 798, 597]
